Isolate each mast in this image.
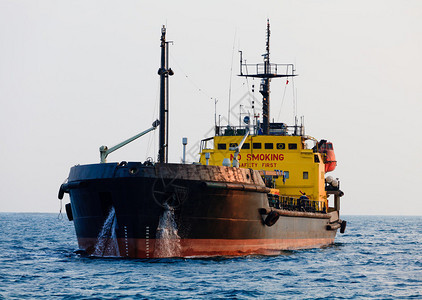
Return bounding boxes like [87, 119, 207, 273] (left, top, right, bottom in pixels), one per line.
[261, 20, 271, 135]
[158, 26, 173, 163]
[239, 19, 296, 135]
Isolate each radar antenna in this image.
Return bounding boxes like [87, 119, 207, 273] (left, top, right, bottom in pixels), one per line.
[239, 19, 296, 135]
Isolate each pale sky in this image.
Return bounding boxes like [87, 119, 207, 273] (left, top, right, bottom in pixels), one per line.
[1, 0, 421, 215]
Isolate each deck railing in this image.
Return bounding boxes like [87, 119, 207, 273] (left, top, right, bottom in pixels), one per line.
[268, 195, 327, 213]
[215, 124, 304, 137]
[240, 63, 295, 78]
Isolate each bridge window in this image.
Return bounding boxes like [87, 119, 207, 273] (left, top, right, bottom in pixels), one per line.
[314, 155, 320, 163]
[288, 143, 297, 150]
[242, 143, 250, 149]
[217, 143, 226, 150]
[276, 143, 285, 150]
[265, 143, 273, 149]
[303, 171, 309, 179]
[229, 143, 238, 148]
[253, 143, 262, 149]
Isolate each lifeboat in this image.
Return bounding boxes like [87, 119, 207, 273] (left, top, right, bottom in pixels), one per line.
[318, 140, 337, 172]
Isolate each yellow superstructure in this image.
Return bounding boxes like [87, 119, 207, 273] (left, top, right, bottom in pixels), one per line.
[199, 134, 327, 206]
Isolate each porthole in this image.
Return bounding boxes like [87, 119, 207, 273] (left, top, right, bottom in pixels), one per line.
[129, 167, 138, 175]
[276, 143, 285, 150]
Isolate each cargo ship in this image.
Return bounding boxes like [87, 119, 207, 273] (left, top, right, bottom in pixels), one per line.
[59, 21, 345, 258]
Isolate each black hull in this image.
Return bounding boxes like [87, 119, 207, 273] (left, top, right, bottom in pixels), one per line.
[63, 163, 338, 258]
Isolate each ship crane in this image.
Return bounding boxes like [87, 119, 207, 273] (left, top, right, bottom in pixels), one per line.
[99, 120, 160, 163]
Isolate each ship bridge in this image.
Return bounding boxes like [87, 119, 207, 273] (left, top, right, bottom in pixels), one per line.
[199, 20, 340, 214]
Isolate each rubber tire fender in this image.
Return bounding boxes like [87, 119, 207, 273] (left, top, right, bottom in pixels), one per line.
[58, 184, 65, 200]
[340, 220, 347, 233]
[65, 203, 73, 221]
[264, 210, 279, 227]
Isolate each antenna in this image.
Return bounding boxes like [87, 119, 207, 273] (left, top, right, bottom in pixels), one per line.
[238, 19, 296, 135]
[239, 50, 243, 75]
[213, 98, 218, 133]
[228, 29, 237, 126]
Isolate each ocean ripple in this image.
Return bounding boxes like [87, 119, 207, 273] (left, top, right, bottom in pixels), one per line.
[0, 214, 421, 299]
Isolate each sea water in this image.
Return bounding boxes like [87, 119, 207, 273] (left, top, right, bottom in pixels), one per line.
[0, 214, 420, 299]
[92, 207, 120, 257]
[154, 204, 181, 258]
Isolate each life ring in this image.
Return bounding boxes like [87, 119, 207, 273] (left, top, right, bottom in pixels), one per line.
[264, 211, 279, 226]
